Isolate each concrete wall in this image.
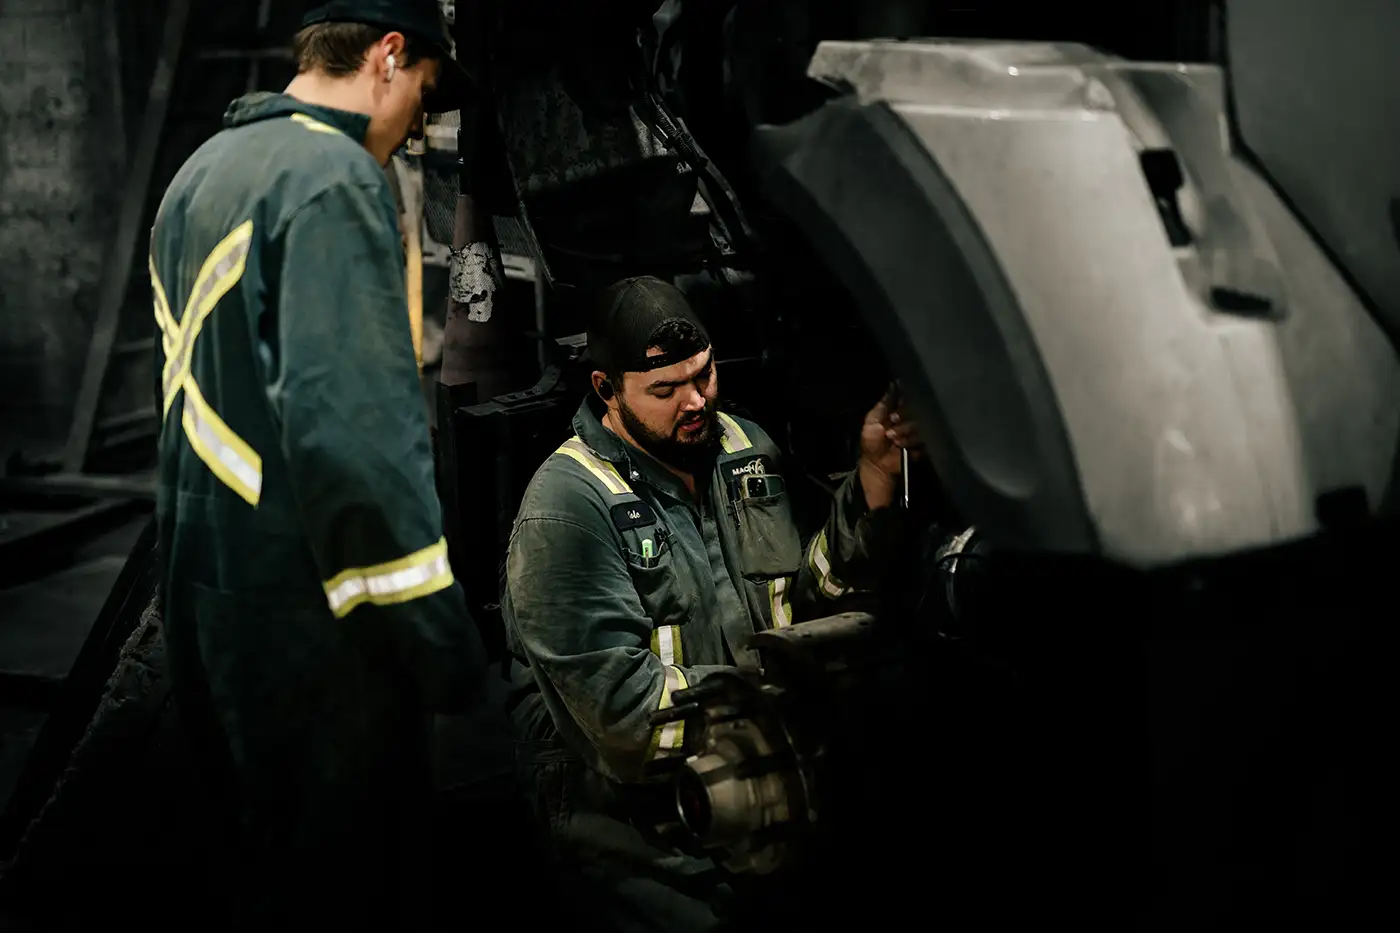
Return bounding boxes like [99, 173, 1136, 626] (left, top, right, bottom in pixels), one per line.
[0, 0, 125, 455]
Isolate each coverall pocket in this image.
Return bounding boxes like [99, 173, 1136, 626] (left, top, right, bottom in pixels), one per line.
[623, 531, 695, 628]
[731, 493, 803, 580]
[519, 754, 579, 837]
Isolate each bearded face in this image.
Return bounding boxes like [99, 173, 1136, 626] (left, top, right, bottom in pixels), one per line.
[611, 348, 721, 473]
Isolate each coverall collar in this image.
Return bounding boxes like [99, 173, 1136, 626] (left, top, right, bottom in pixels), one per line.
[571, 396, 702, 504]
[572, 395, 628, 464]
[223, 92, 372, 143]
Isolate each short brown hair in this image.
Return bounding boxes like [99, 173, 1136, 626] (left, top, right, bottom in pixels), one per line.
[293, 22, 429, 76]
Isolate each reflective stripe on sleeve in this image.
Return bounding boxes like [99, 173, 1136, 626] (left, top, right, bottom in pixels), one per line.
[649, 665, 690, 757]
[768, 576, 793, 628]
[651, 624, 683, 667]
[179, 373, 263, 507]
[647, 624, 688, 758]
[717, 412, 752, 454]
[322, 536, 455, 619]
[554, 437, 632, 495]
[162, 220, 255, 416]
[807, 529, 852, 599]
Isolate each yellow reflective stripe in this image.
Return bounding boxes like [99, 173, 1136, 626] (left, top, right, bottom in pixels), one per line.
[290, 113, 342, 135]
[554, 437, 632, 495]
[157, 225, 260, 506]
[161, 220, 255, 416]
[647, 624, 688, 758]
[717, 412, 752, 454]
[650, 623, 684, 667]
[807, 529, 851, 599]
[768, 576, 793, 628]
[322, 536, 454, 619]
[150, 255, 176, 355]
[179, 373, 263, 507]
[648, 665, 689, 756]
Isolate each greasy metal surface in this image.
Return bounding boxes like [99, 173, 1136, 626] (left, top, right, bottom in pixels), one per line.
[0, 0, 129, 450]
[494, 70, 671, 199]
[61, 0, 192, 474]
[1226, 0, 1400, 344]
[0, 472, 156, 501]
[749, 612, 876, 648]
[0, 557, 128, 683]
[795, 40, 1399, 564]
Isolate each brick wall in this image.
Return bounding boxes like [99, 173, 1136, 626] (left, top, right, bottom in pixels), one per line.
[0, 0, 124, 455]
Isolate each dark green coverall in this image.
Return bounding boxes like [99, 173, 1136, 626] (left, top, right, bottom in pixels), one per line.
[502, 395, 894, 932]
[150, 93, 483, 926]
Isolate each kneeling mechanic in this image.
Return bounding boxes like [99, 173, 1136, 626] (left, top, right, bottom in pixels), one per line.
[501, 275, 919, 932]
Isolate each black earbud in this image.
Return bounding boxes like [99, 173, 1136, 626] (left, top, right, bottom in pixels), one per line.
[597, 380, 615, 401]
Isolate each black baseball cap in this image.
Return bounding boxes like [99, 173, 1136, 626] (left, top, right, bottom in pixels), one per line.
[588, 276, 712, 375]
[301, 0, 472, 112]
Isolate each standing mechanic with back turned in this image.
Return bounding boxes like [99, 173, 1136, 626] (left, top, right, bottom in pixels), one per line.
[148, 2, 484, 928]
[502, 276, 921, 932]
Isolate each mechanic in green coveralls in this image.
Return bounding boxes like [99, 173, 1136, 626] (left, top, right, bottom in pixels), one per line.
[502, 275, 921, 932]
[148, 2, 483, 928]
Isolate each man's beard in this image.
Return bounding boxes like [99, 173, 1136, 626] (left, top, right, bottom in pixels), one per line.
[618, 400, 721, 474]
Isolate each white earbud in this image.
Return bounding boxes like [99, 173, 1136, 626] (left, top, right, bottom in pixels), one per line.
[386, 54, 397, 81]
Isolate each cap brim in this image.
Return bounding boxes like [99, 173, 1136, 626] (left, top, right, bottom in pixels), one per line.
[423, 56, 474, 114]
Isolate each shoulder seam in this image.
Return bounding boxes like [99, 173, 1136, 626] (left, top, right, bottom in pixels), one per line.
[534, 453, 631, 501]
[274, 179, 392, 240]
[720, 411, 778, 453]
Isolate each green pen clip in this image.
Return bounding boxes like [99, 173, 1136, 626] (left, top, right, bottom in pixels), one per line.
[641, 538, 655, 560]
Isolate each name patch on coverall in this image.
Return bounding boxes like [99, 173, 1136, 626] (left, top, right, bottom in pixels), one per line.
[611, 501, 658, 531]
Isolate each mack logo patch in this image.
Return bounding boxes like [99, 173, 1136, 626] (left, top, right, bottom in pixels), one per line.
[611, 500, 657, 531]
[727, 455, 775, 481]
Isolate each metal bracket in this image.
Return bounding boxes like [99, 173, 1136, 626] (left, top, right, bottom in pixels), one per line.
[61, 0, 192, 476]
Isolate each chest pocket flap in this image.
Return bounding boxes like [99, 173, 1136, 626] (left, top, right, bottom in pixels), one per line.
[719, 449, 803, 580]
[616, 508, 694, 628]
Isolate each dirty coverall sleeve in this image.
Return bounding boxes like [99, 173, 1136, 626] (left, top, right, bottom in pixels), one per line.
[507, 516, 730, 781]
[790, 470, 902, 619]
[269, 179, 485, 712]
